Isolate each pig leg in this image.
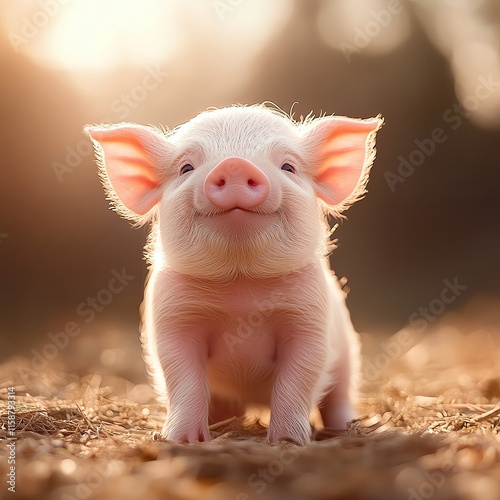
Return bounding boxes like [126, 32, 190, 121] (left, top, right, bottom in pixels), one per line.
[319, 357, 357, 430]
[158, 337, 210, 443]
[268, 334, 327, 445]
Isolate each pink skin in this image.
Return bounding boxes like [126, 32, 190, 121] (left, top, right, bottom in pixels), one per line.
[85, 105, 383, 445]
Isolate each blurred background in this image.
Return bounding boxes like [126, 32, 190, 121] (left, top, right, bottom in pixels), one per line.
[1, 0, 499, 371]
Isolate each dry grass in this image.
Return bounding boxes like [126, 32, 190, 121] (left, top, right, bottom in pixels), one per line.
[2, 304, 500, 500]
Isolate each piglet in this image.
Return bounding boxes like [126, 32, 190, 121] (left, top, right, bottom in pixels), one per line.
[85, 105, 383, 445]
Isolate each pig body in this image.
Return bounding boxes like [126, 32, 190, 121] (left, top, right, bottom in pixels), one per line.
[86, 105, 383, 444]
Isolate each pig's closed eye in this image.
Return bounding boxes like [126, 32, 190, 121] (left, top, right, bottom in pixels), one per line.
[281, 163, 295, 174]
[180, 164, 194, 175]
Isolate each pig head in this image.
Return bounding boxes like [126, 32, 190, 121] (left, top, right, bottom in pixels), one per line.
[86, 105, 383, 444]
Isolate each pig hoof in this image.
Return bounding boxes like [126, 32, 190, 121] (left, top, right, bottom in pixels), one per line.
[267, 425, 311, 446]
[160, 422, 211, 443]
[268, 435, 309, 446]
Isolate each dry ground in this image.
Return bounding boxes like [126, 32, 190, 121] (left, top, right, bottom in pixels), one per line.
[2, 298, 500, 500]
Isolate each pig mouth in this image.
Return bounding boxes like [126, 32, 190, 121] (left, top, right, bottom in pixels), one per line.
[193, 207, 281, 232]
[196, 207, 278, 218]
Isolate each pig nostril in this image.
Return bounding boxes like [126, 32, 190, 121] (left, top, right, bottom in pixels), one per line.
[248, 179, 257, 187]
[216, 179, 225, 187]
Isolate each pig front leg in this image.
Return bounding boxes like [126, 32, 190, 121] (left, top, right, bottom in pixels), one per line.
[158, 335, 210, 443]
[268, 332, 327, 445]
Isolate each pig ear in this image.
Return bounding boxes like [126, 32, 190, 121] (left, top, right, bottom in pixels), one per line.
[302, 115, 383, 214]
[84, 123, 169, 221]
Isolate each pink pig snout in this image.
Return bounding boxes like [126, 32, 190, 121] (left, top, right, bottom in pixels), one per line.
[203, 157, 270, 210]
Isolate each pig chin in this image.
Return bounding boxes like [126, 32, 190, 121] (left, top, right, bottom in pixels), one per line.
[162, 211, 319, 280]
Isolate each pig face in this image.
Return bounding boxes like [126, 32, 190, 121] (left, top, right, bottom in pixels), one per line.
[157, 107, 327, 279]
[85, 105, 382, 280]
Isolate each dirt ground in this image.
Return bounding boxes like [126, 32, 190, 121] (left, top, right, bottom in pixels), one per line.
[2, 298, 500, 500]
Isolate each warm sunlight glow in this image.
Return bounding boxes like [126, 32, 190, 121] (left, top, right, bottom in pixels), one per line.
[1, 0, 292, 93]
[317, 0, 411, 61]
[49, 1, 178, 68]
[2, 1, 180, 69]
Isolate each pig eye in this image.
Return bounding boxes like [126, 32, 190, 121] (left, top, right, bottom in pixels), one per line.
[180, 164, 194, 175]
[281, 163, 295, 174]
